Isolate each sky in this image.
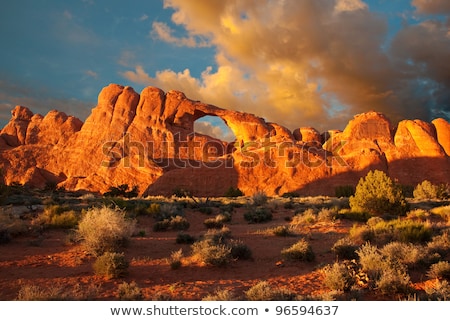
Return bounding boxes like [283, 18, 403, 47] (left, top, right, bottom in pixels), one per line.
[1, 0, 449, 140]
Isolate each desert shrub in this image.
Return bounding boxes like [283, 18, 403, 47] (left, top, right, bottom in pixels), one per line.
[406, 208, 430, 221]
[146, 203, 161, 216]
[118, 281, 143, 300]
[356, 219, 433, 246]
[244, 281, 297, 301]
[153, 215, 190, 232]
[356, 242, 412, 293]
[252, 191, 268, 206]
[169, 215, 190, 230]
[381, 242, 427, 267]
[356, 243, 385, 280]
[372, 219, 432, 244]
[427, 261, 450, 280]
[425, 280, 450, 300]
[332, 237, 359, 260]
[281, 239, 315, 262]
[36, 205, 79, 229]
[203, 227, 232, 243]
[271, 225, 294, 237]
[348, 224, 374, 244]
[437, 184, 450, 199]
[322, 262, 355, 292]
[17, 283, 100, 301]
[229, 239, 252, 260]
[413, 180, 439, 200]
[366, 216, 384, 227]
[176, 233, 196, 244]
[191, 239, 232, 267]
[204, 213, 231, 229]
[103, 184, 138, 198]
[76, 206, 136, 256]
[431, 205, 450, 222]
[317, 207, 337, 222]
[427, 231, 450, 255]
[93, 252, 128, 279]
[16, 284, 65, 301]
[224, 187, 244, 197]
[244, 207, 272, 223]
[375, 263, 411, 295]
[156, 203, 184, 221]
[168, 249, 183, 270]
[336, 209, 371, 222]
[335, 185, 355, 198]
[349, 170, 408, 216]
[290, 208, 316, 228]
[202, 289, 237, 301]
[153, 219, 171, 232]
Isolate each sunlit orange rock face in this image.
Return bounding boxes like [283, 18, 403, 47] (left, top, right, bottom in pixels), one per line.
[0, 84, 449, 196]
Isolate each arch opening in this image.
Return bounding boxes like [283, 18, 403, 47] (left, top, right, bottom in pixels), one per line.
[194, 115, 236, 143]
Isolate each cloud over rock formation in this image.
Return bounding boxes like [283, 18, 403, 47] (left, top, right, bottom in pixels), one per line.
[0, 84, 449, 196]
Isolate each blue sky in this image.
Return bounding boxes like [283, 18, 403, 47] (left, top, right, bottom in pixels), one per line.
[1, 0, 449, 137]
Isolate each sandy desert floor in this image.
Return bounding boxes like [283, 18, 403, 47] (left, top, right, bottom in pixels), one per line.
[0, 195, 447, 301]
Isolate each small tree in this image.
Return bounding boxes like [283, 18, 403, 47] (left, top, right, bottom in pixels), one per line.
[349, 170, 408, 216]
[413, 180, 439, 200]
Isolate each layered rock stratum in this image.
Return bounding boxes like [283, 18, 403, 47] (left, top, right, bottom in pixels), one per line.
[1, 84, 449, 196]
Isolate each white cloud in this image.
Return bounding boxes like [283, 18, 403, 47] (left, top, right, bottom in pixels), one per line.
[151, 21, 210, 48]
[412, 0, 450, 14]
[194, 120, 236, 142]
[122, 0, 449, 131]
[85, 70, 98, 78]
[334, 0, 368, 14]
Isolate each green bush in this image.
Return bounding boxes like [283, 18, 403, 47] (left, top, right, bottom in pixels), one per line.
[335, 185, 355, 198]
[36, 205, 79, 229]
[349, 170, 408, 216]
[244, 207, 272, 223]
[103, 184, 138, 198]
[76, 206, 136, 256]
[281, 239, 315, 262]
[372, 219, 432, 244]
[93, 252, 129, 279]
[413, 180, 439, 200]
[224, 187, 244, 197]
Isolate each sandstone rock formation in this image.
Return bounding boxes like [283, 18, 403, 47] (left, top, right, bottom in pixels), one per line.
[0, 84, 449, 196]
